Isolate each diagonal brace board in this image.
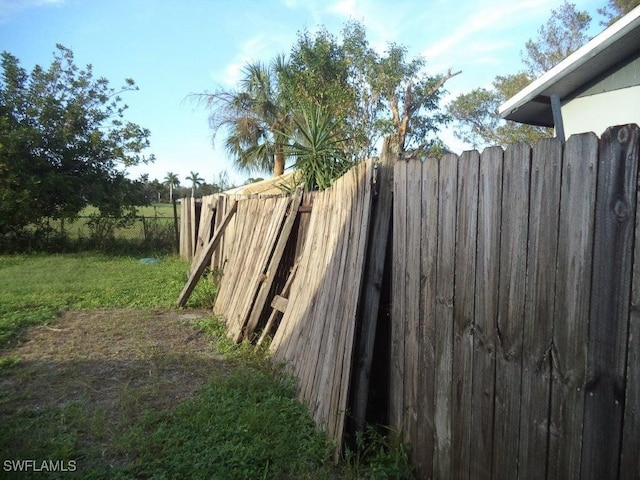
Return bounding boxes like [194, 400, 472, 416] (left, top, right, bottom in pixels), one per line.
[176, 200, 238, 307]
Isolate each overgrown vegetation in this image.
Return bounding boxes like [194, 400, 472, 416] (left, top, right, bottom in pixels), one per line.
[0, 254, 414, 479]
[196, 20, 457, 188]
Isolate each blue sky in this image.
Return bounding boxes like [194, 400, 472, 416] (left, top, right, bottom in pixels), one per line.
[0, 0, 604, 186]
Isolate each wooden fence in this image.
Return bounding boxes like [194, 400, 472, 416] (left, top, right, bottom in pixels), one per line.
[179, 125, 640, 478]
[270, 160, 373, 452]
[391, 125, 640, 479]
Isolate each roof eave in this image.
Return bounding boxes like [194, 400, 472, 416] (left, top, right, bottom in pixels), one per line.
[498, 6, 640, 125]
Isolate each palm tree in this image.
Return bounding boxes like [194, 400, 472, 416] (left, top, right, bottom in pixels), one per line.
[163, 172, 180, 203]
[199, 59, 292, 176]
[186, 171, 204, 197]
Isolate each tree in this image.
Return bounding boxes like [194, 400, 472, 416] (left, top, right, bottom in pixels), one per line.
[448, 2, 591, 148]
[197, 22, 457, 188]
[0, 44, 153, 237]
[448, 73, 552, 148]
[522, 1, 591, 77]
[282, 22, 459, 156]
[286, 105, 354, 190]
[186, 171, 204, 197]
[598, 0, 640, 26]
[198, 60, 291, 176]
[163, 172, 180, 203]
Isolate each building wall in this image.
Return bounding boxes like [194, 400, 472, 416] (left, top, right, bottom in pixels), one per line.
[561, 85, 640, 137]
[561, 52, 640, 138]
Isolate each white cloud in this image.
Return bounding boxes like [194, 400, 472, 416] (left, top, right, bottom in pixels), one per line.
[421, 0, 555, 60]
[328, 0, 357, 16]
[0, 0, 64, 22]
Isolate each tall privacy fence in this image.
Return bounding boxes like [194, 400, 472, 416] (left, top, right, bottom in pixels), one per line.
[180, 124, 640, 479]
[392, 125, 640, 479]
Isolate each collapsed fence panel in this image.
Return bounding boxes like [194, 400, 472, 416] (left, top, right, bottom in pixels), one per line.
[391, 125, 640, 479]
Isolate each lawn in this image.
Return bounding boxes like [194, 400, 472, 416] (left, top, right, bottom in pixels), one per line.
[0, 253, 412, 479]
[0, 254, 336, 479]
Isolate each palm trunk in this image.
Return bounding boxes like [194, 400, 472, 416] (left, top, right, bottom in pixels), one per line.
[274, 145, 285, 176]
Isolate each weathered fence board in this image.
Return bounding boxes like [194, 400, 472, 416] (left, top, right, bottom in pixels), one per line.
[177, 200, 238, 307]
[353, 136, 399, 434]
[417, 156, 439, 478]
[582, 125, 639, 479]
[244, 189, 302, 340]
[403, 158, 422, 465]
[471, 146, 502, 480]
[548, 132, 597, 479]
[213, 196, 291, 342]
[621, 128, 640, 479]
[390, 158, 407, 433]
[452, 150, 479, 479]
[434, 155, 457, 478]
[493, 143, 530, 478]
[518, 138, 562, 479]
[392, 125, 640, 479]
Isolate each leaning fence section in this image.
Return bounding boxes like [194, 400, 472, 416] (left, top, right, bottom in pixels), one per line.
[391, 125, 640, 479]
[180, 160, 375, 458]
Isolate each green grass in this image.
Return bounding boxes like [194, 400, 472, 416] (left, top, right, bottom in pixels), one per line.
[123, 367, 334, 480]
[0, 253, 413, 479]
[0, 253, 215, 347]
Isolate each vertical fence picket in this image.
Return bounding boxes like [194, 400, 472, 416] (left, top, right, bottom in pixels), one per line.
[417, 156, 439, 479]
[403, 159, 423, 463]
[434, 154, 457, 478]
[548, 132, 598, 479]
[452, 150, 480, 479]
[518, 138, 562, 479]
[492, 143, 531, 478]
[390, 160, 408, 433]
[469, 147, 503, 479]
[621, 127, 640, 479]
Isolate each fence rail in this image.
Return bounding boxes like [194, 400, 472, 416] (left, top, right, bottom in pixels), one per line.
[391, 125, 640, 479]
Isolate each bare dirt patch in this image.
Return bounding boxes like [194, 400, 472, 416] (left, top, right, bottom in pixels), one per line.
[0, 308, 229, 461]
[1, 308, 227, 410]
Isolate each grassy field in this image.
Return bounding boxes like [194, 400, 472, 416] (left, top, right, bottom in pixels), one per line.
[0, 253, 413, 479]
[78, 203, 177, 218]
[32, 204, 179, 254]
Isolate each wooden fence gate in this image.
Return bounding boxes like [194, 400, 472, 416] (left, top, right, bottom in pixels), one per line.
[391, 125, 640, 479]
